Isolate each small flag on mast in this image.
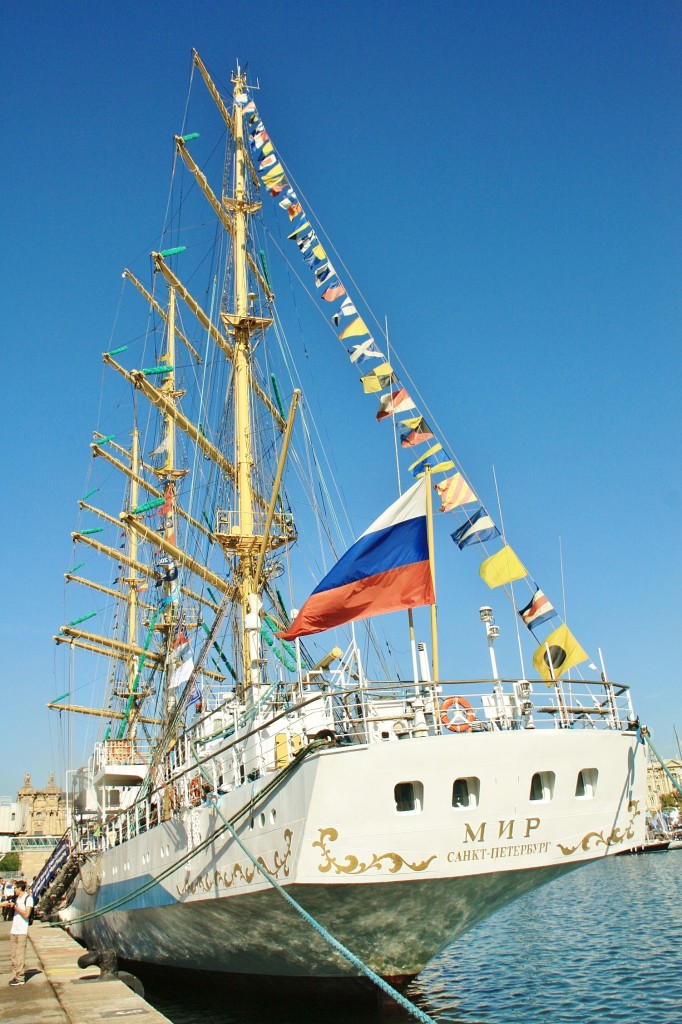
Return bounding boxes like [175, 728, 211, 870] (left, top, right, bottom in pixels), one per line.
[532, 623, 588, 683]
[400, 417, 435, 448]
[518, 589, 557, 631]
[479, 544, 527, 588]
[450, 509, 500, 549]
[376, 388, 415, 421]
[348, 338, 384, 363]
[435, 473, 476, 510]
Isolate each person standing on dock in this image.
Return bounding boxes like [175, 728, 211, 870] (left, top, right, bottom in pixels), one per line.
[2, 879, 33, 986]
[2, 878, 14, 922]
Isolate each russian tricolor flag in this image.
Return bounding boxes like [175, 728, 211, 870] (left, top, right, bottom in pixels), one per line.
[278, 480, 434, 640]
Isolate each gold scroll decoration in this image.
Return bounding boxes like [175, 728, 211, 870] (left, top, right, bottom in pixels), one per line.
[314, 826, 436, 875]
[557, 801, 641, 857]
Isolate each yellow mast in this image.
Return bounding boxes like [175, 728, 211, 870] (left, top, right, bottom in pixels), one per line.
[231, 68, 258, 693]
[425, 466, 439, 682]
[163, 286, 177, 478]
[186, 56, 298, 699]
[159, 285, 181, 718]
[121, 284, 179, 737]
[124, 428, 140, 736]
[233, 77, 254, 546]
[69, 62, 297, 734]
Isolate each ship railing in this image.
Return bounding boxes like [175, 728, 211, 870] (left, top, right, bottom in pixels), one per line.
[432, 677, 635, 732]
[93, 738, 152, 772]
[215, 508, 296, 541]
[161, 676, 636, 798]
[81, 678, 635, 849]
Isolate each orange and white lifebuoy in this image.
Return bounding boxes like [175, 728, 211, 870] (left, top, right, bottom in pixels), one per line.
[189, 777, 202, 806]
[110, 741, 133, 763]
[440, 695, 476, 733]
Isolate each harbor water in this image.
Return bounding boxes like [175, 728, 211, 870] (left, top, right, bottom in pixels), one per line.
[135, 851, 681, 1024]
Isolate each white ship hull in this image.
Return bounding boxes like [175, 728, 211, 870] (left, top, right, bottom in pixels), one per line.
[63, 729, 646, 980]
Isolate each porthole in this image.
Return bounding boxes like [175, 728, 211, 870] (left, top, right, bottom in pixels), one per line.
[394, 781, 423, 813]
[260, 812, 266, 828]
[576, 768, 598, 799]
[270, 809, 277, 824]
[530, 771, 555, 802]
[452, 777, 480, 809]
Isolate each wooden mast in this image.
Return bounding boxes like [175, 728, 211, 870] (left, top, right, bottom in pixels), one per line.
[231, 67, 258, 694]
[124, 427, 141, 736]
[53, 55, 301, 739]
[206, 62, 298, 696]
[425, 466, 439, 682]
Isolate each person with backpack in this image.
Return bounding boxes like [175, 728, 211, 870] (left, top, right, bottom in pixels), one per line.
[2, 879, 34, 986]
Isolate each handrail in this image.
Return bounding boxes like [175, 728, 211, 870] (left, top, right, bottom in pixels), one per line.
[72, 674, 634, 851]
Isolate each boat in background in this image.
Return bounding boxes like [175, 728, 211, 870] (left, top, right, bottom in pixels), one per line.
[667, 830, 682, 851]
[616, 826, 671, 855]
[37, 52, 647, 988]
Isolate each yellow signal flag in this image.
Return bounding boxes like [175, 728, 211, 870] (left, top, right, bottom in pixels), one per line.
[263, 164, 285, 186]
[338, 316, 369, 341]
[360, 362, 395, 394]
[414, 460, 455, 478]
[532, 624, 589, 685]
[479, 544, 527, 589]
[408, 443, 443, 473]
[436, 473, 477, 511]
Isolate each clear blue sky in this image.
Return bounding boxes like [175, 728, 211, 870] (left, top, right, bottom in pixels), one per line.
[1, 2, 680, 796]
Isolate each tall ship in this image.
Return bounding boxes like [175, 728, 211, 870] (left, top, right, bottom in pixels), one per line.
[39, 52, 647, 989]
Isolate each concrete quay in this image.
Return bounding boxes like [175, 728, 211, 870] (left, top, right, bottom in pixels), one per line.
[0, 919, 172, 1023]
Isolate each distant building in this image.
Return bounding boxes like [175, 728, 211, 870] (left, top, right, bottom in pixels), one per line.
[646, 757, 682, 816]
[0, 773, 67, 879]
[0, 797, 29, 847]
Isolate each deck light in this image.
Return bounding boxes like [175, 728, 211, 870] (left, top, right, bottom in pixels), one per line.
[479, 607, 500, 680]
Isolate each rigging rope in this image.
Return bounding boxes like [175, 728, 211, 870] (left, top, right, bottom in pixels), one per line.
[54, 741, 323, 927]
[642, 729, 682, 799]
[207, 796, 437, 1024]
[190, 752, 437, 1024]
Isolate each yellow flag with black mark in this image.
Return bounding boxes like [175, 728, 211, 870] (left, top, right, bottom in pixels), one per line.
[532, 624, 588, 684]
[360, 362, 395, 394]
[480, 544, 527, 588]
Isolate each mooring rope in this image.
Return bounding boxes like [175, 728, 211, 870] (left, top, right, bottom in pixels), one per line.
[56, 737, 438, 1024]
[54, 743, 321, 927]
[192, 758, 438, 1024]
[642, 728, 682, 799]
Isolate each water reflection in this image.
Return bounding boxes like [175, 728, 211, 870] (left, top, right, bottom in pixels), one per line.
[137, 853, 682, 1024]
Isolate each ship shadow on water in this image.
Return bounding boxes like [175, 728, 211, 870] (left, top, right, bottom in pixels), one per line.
[127, 960, 452, 1024]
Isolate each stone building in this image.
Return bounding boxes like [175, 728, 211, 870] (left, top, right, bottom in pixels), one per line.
[0, 773, 67, 880]
[646, 757, 682, 817]
[17, 773, 67, 837]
